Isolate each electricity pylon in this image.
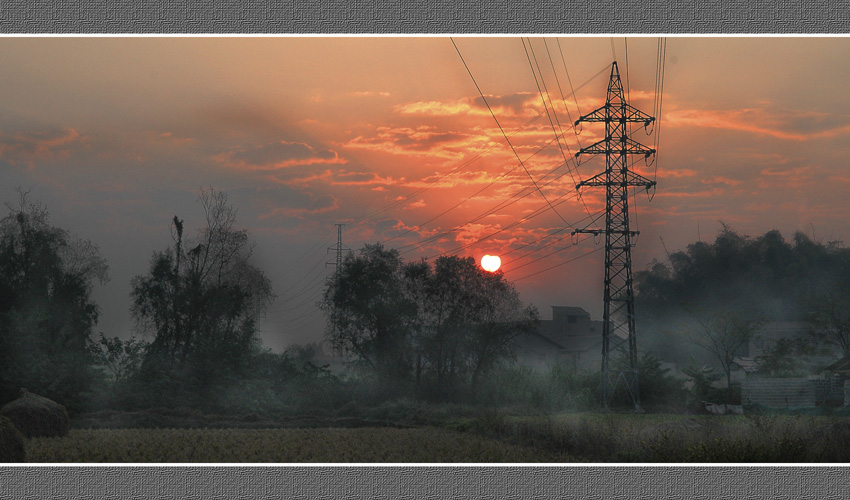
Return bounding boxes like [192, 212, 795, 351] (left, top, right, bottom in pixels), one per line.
[573, 61, 656, 411]
[326, 223, 348, 335]
[328, 223, 345, 271]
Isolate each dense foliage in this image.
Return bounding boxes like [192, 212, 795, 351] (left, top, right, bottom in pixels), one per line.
[322, 244, 539, 400]
[636, 225, 850, 322]
[0, 192, 108, 411]
[635, 225, 850, 377]
[129, 188, 273, 407]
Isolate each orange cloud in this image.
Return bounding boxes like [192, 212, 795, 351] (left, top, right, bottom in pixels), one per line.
[216, 140, 347, 170]
[154, 131, 194, 146]
[259, 193, 339, 220]
[329, 170, 402, 188]
[666, 107, 850, 141]
[344, 126, 490, 160]
[0, 127, 86, 166]
[653, 168, 697, 179]
[756, 165, 819, 188]
[352, 91, 391, 98]
[396, 92, 541, 119]
[701, 176, 743, 186]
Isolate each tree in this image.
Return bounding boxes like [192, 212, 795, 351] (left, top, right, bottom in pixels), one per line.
[806, 284, 850, 358]
[89, 333, 148, 384]
[130, 188, 273, 397]
[635, 226, 844, 323]
[681, 307, 762, 392]
[754, 337, 820, 377]
[415, 256, 537, 395]
[322, 248, 538, 400]
[634, 226, 850, 369]
[0, 190, 109, 410]
[321, 243, 416, 392]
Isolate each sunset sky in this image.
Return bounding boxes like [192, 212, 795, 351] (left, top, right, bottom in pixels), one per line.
[1, 36, 849, 351]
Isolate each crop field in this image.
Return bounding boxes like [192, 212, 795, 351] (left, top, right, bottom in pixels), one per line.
[25, 427, 571, 463]
[20, 411, 850, 463]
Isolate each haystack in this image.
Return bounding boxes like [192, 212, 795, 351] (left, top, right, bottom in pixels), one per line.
[0, 388, 70, 438]
[0, 415, 25, 462]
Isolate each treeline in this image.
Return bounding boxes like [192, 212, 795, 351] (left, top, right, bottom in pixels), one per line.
[0, 188, 541, 416]
[0, 188, 328, 414]
[635, 224, 850, 385]
[636, 224, 850, 321]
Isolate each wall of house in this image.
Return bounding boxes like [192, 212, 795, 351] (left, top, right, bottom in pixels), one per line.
[741, 378, 821, 408]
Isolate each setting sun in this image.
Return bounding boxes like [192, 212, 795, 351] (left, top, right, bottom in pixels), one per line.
[481, 254, 501, 272]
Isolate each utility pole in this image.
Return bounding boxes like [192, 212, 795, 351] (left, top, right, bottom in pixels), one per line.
[573, 61, 656, 412]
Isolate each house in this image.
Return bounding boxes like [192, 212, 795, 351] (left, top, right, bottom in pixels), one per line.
[514, 306, 623, 371]
[732, 321, 834, 378]
[748, 321, 810, 359]
[736, 322, 842, 408]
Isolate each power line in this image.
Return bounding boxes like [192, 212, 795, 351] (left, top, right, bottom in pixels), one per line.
[375, 59, 610, 254]
[433, 190, 600, 259]
[555, 38, 584, 120]
[544, 38, 584, 156]
[350, 111, 546, 225]
[388, 59, 611, 258]
[523, 37, 595, 220]
[380, 162, 523, 246]
[511, 244, 604, 282]
[387, 125, 578, 251]
[396, 160, 578, 256]
[503, 210, 606, 268]
[451, 36, 572, 227]
[652, 37, 667, 185]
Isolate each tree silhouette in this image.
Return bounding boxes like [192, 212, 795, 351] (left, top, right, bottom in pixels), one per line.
[130, 188, 272, 398]
[0, 189, 108, 410]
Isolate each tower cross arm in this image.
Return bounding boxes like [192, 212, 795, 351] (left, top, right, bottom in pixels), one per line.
[576, 168, 656, 190]
[574, 105, 609, 125]
[574, 103, 656, 127]
[574, 137, 656, 159]
[622, 104, 656, 126]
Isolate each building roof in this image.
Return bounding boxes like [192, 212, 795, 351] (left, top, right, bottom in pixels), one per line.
[825, 355, 850, 373]
[754, 321, 809, 336]
[732, 357, 760, 374]
[551, 306, 590, 317]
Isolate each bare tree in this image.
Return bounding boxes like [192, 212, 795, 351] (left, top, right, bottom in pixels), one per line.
[131, 187, 273, 386]
[682, 307, 762, 391]
[807, 285, 850, 358]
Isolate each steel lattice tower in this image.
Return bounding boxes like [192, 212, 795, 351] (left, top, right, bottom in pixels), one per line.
[573, 61, 656, 411]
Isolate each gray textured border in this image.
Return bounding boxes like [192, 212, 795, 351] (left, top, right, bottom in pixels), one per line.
[0, 466, 849, 499]
[0, 0, 847, 33]
[1, 0, 849, 498]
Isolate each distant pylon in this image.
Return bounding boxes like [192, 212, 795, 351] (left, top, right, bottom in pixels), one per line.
[327, 223, 346, 271]
[327, 223, 347, 335]
[573, 61, 657, 412]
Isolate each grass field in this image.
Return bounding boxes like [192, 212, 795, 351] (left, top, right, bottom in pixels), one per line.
[20, 409, 850, 463]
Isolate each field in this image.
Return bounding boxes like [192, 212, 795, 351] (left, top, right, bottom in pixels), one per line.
[22, 411, 850, 463]
[26, 427, 570, 463]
